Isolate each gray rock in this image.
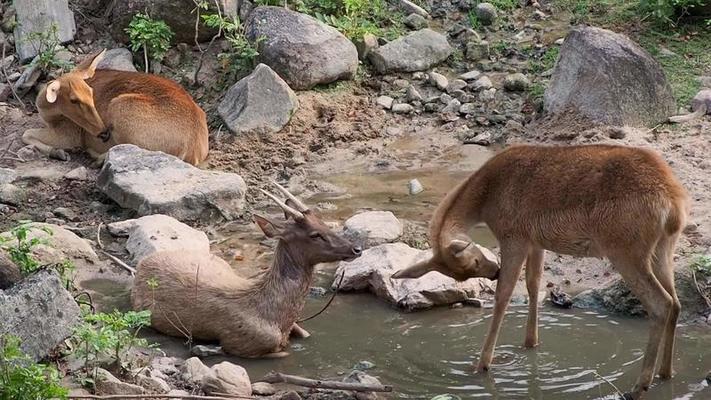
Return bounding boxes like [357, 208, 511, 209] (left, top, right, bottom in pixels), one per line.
[191, 344, 224, 357]
[392, 103, 415, 114]
[459, 103, 477, 114]
[218, 63, 298, 135]
[97, 145, 247, 223]
[96, 368, 145, 395]
[439, 93, 454, 104]
[0, 270, 81, 361]
[471, 75, 493, 91]
[354, 33, 379, 60]
[0, 252, 21, 289]
[0, 183, 24, 205]
[108, 215, 210, 265]
[463, 131, 493, 146]
[96, 48, 137, 72]
[466, 39, 489, 61]
[343, 211, 404, 248]
[333, 243, 494, 310]
[544, 26, 676, 127]
[53, 207, 78, 221]
[393, 79, 410, 89]
[573, 279, 645, 316]
[697, 76, 711, 89]
[202, 362, 252, 396]
[0, 223, 99, 267]
[246, 6, 358, 90]
[180, 357, 213, 386]
[151, 356, 182, 377]
[353, 360, 376, 370]
[476, 3, 498, 26]
[690, 89, 711, 113]
[504, 73, 530, 91]
[13, 59, 41, 96]
[404, 13, 428, 30]
[479, 87, 497, 102]
[252, 382, 277, 395]
[396, 0, 430, 17]
[64, 166, 90, 181]
[460, 70, 481, 81]
[376, 95, 394, 109]
[344, 370, 383, 400]
[13, 0, 76, 61]
[368, 29, 453, 74]
[429, 71, 448, 90]
[135, 372, 171, 394]
[447, 79, 468, 92]
[442, 99, 462, 113]
[406, 85, 423, 102]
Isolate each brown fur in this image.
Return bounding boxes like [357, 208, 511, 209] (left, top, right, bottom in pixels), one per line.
[23, 50, 208, 166]
[393, 144, 689, 399]
[131, 190, 362, 358]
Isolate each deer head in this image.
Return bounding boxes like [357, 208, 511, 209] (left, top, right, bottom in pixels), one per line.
[254, 182, 362, 266]
[392, 238, 500, 281]
[42, 49, 108, 139]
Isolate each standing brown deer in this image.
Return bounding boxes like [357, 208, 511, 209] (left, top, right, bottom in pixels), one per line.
[131, 182, 362, 358]
[392, 144, 689, 399]
[23, 49, 209, 166]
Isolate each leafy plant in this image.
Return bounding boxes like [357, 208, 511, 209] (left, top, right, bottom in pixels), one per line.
[468, 10, 481, 29]
[529, 46, 559, 74]
[24, 23, 74, 73]
[690, 255, 711, 275]
[0, 222, 52, 276]
[640, 0, 708, 26]
[0, 335, 68, 400]
[202, 14, 262, 80]
[125, 13, 175, 72]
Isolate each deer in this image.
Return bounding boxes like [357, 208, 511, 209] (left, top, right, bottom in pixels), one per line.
[131, 182, 362, 358]
[392, 144, 689, 400]
[22, 49, 209, 167]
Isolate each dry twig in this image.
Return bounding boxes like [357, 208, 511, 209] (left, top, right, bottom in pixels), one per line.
[100, 249, 136, 275]
[259, 372, 393, 392]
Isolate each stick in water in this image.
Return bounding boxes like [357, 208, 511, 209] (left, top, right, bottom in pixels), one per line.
[259, 372, 393, 392]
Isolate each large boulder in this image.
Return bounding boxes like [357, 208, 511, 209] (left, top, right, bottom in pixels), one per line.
[96, 48, 137, 72]
[245, 6, 358, 90]
[107, 215, 210, 265]
[202, 362, 252, 396]
[368, 29, 453, 74]
[13, 0, 76, 62]
[343, 211, 403, 248]
[333, 243, 493, 310]
[97, 145, 247, 223]
[218, 63, 298, 135]
[544, 26, 675, 128]
[0, 270, 81, 361]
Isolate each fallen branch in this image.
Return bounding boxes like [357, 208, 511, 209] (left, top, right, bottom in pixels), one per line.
[592, 371, 625, 398]
[259, 372, 393, 393]
[100, 249, 136, 275]
[68, 394, 254, 399]
[96, 222, 105, 250]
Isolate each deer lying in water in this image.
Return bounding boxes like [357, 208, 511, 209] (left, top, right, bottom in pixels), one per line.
[392, 144, 689, 399]
[131, 183, 362, 358]
[23, 49, 209, 166]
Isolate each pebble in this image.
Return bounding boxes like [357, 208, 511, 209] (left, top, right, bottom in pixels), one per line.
[404, 13, 428, 29]
[479, 88, 496, 102]
[503, 73, 530, 91]
[463, 131, 492, 146]
[64, 166, 89, 181]
[476, 3, 498, 25]
[406, 85, 423, 102]
[439, 93, 454, 104]
[447, 79, 467, 93]
[408, 179, 424, 195]
[376, 95, 394, 110]
[442, 99, 462, 113]
[392, 103, 414, 114]
[459, 103, 477, 114]
[459, 70, 482, 81]
[464, 298, 483, 307]
[429, 71, 449, 91]
[353, 360, 376, 371]
[252, 382, 277, 396]
[393, 79, 410, 89]
[471, 76, 493, 91]
[308, 286, 327, 297]
[53, 207, 78, 221]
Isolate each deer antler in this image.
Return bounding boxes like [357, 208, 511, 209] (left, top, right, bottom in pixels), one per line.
[260, 189, 305, 220]
[272, 181, 310, 212]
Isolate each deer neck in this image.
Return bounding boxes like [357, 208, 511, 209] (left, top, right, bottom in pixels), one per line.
[431, 172, 487, 250]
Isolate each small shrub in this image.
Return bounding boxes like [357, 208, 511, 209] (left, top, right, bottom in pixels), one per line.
[0, 335, 68, 400]
[690, 255, 711, 275]
[468, 10, 481, 29]
[202, 14, 262, 81]
[24, 24, 74, 73]
[529, 46, 559, 74]
[640, 0, 708, 26]
[0, 222, 51, 276]
[125, 13, 175, 72]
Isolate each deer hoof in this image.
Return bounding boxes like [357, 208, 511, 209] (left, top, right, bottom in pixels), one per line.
[49, 149, 69, 161]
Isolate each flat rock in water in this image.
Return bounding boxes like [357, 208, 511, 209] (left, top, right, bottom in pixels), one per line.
[343, 211, 403, 248]
[96, 48, 137, 72]
[368, 29, 453, 74]
[202, 362, 252, 396]
[13, 0, 76, 61]
[544, 26, 675, 127]
[218, 63, 298, 135]
[0, 270, 81, 361]
[108, 215, 210, 265]
[333, 243, 493, 310]
[246, 6, 358, 90]
[97, 145, 247, 223]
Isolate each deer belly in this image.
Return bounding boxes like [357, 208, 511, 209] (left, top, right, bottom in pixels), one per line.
[536, 235, 604, 258]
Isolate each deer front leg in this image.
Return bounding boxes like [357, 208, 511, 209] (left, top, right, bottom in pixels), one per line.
[477, 241, 528, 372]
[290, 323, 311, 338]
[524, 247, 544, 348]
[85, 148, 107, 169]
[22, 128, 79, 161]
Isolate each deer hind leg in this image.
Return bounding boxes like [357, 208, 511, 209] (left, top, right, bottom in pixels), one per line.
[22, 127, 81, 160]
[290, 323, 311, 338]
[524, 247, 544, 348]
[651, 235, 681, 380]
[610, 252, 673, 397]
[477, 240, 528, 372]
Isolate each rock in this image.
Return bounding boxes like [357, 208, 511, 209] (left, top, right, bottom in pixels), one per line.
[191, 344, 224, 357]
[218, 63, 298, 135]
[545, 26, 676, 128]
[167, 390, 191, 398]
[64, 166, 90, 181]
[368, 29, 453, 74]
[690, 89, 711, 113]
[439, 93, 454, 104]
[459, 103, 477, 114]
[251, 382, 277, 396]
[0, 252, 21, 289]
[96, 48, 137, 72]
[503, 73, 530, 91]
[353, 360, 376, 371]
[429, 71, 448, 90]
[344, 370, 382, 400]
[180, 357, 213, 386]
[202, 362, 252, 396]
[572, 279, 645, 316]
[95, 368, 145, 395]
[354, 33, 379, 60]
[479, 87, 496, 102]
[0, 168, 17, 185]
[392, 103, 414, 114]
[278, 391, 302, 400]
[135, 372, 171, 394]
[442, 99, 462, 113]
[393, 79, 410, 89]
[13, 59, 41, 96]
[151, 356, 182, 377]
[697, 76, 711, 89]
[109, 215, 210, 265]
[0, 183, 24, 205]
[404, 13, 428, 30]
[406, 86, 423, 102]
[246, 6, 358, 90]
[466, 40, 489, 61]
[408, 179, 424, 195]
[447, 79, 467, 93]
[396, 0, 430, 17]
[53, 207, 78, 221]
[375, 95, 394, 110]
[343, 211, 404, 247]
[0, 270, 81, 361]
[97, 145, 247, 223]
[476, 3, 498, 26]
[333, 243, 493, 310]
[471, 76, 493, 91]
[463, 131, 492, 145]
[13, 0, 76, 61]
[0, 223, 99, 267]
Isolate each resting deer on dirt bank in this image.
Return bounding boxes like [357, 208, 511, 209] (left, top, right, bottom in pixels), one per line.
[23, 49, 209, 166]
[392, 144, 689, 399]
[131, 183, 362, 358]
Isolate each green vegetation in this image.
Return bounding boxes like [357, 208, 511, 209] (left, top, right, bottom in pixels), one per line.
[24, 24, 73, 73]
[0, 222, 51, 276]
[468, 10, 481, 29]
[0, 335, 68, 400]
[483, 0, 519, 10]
[303, 0, 405, 40]
[690, 255, 711, 275]
[528, 46, 559, 74]
[202, 14, 262, 81]
[125, 13, 175, 72]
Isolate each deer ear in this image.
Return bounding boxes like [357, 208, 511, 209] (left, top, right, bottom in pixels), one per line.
[447, 239, 471, 257]
[45, 80, 61, 103]
[74, 49, 106, 80]
[254, 214, 283, 238]
[391, 258, 440, 279]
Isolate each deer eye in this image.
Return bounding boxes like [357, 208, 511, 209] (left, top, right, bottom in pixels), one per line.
[69, 98, 79, 104]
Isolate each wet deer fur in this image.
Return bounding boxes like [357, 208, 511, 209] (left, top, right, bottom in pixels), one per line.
[23, 49, 209, 166]
[392, 144, 688, 399]
[131, 183, 362, 358]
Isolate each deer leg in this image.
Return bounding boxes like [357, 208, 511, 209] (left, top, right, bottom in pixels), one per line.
[524, 247, 544, 348]
[651, 236, 681, 380]
[611, 253, 673, 397]
[290, 323, 311, 338]
[22, 128, 80, 160]
[263, 351, 290, 359]
[477, 241, 528, 372]
[85, 148, 107, 168]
